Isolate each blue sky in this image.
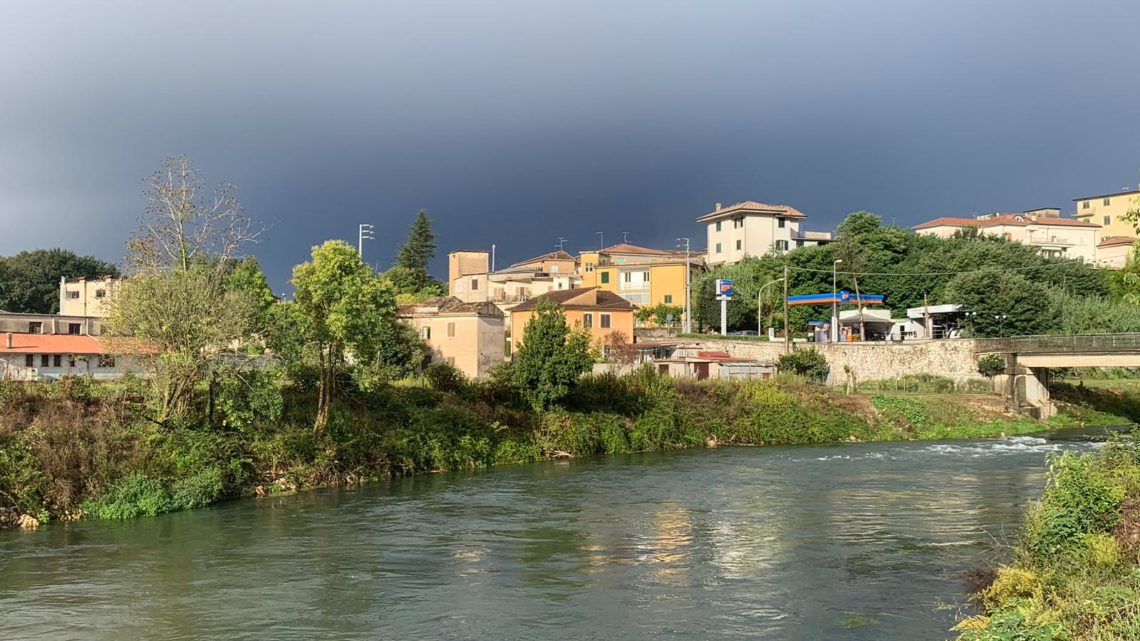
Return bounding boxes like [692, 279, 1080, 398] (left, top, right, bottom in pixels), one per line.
[1, 0, 1138, 291]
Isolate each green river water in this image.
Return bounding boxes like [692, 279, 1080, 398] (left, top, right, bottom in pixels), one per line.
[0, 436, 1096, 640]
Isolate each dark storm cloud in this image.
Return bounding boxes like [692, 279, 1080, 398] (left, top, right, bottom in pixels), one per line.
[2, 0, 1138, 289]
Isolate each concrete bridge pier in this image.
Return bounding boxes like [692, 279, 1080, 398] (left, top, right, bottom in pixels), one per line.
[994, 353, 1055, 420]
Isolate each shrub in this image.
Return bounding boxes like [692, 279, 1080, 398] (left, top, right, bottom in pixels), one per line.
[977, 354, 1006, 378]
[777, 348, 829, 381]
[82, 474, 173, 520]
[423, 362, 467, 394]
[214, 369, 284, 431]
[1025, 452, 1124, 561]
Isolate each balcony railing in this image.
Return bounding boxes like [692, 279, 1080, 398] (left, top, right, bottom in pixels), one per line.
[974, 333, 1140, 355]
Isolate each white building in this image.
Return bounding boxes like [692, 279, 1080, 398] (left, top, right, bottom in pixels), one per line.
[59, 276, 119, 318]
[698, 201, 832, 266]
[913, 208, 1099, 263]
[0, 332, 143, 381]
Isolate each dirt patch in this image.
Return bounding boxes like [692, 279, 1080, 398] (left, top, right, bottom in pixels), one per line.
[831, 394, 878, 424]
[1114, 498, 1140, 563]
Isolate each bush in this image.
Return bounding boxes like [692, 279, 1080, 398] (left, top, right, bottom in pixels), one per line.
[977, 354, 1006, 378]
[1025, 452, 1124, 561]
[82, 474, 173, 520]
[777, 348, 829, 381]
[423, 362, 467, 394]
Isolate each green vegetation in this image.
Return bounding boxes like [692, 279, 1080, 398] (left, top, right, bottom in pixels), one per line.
[635, 303, 685, 327]
[693, 211, 1134, 337]
[510, 298, 595, 410]
[978, 354, 1007, 378]
[0, 248, 120, 314]
[777, 348, 829, 381]
[953, 439, 1140, 641]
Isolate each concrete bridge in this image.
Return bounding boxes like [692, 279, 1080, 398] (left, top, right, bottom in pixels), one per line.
[974, 333, 1140, 418]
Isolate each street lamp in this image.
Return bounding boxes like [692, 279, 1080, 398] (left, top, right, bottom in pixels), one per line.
[758, 277, 785, 337]
[676, 237, 692, 334]
[995, 314, 1008, 337]
[832, 259, 844, 342]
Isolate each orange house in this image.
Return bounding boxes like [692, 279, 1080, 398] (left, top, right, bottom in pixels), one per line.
[509, 287, 636, 354]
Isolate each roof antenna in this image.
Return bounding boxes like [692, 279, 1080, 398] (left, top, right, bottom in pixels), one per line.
[556, 237, 566, 252]
[622, 231, 630, 243]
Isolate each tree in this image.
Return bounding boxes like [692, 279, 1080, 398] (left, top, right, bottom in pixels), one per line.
[128, 156, 263, 275]
[394, 209, 437, 291]
[946, 270, 1053, 337]
[511, 298, 595, 410]
[0, 249, 119, 313]
[225, 256, 277, 338]
[977, 354, 1005, 378]
[105, 267, 259, 422]
[289, 240, 400, 433]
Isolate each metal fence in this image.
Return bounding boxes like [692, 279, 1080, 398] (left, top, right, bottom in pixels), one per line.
[974, 333, 1140, 355]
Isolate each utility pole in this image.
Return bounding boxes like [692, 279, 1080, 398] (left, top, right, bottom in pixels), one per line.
[783, 265, 790, 353]
[677, 237, 691, 333]
[832, 259, 844, 342]
[358, 223, 375, 258]
[491, 244, 496, 272]
[597, 231, 604, 250]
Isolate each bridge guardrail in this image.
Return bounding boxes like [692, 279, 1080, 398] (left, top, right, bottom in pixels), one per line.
[974, 333, 1140, 355]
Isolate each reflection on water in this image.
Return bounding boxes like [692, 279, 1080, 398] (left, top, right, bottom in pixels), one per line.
[0, 438, 1097, 641]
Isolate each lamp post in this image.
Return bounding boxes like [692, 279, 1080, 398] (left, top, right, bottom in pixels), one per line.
[963, 310, 976, 337]
[676, 237, 691, 334]
[757, 277, 785, 337]
[995, 314, 1008, 337]
[832, 259, 843, 342]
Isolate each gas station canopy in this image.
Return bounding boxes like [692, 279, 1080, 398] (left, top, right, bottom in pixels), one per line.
[786, 290, 885, 307]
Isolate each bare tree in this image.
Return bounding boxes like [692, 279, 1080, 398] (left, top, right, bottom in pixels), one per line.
[127, 156, 264, 274]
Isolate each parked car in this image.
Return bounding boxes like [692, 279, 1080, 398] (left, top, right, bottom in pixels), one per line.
[728, 330, 759, 336]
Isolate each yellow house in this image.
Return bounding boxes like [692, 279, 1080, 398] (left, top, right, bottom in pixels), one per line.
[397, 297, 506, 379]
[509, 288, 636, 354]
[577, 243, 703, 318]
[1073, 188, 1137, 267]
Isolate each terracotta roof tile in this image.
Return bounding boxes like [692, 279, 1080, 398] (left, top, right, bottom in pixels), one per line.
[510, 287, 636, 312]
[1, 334, 106, 354]
[697, 201, 807, 222]
[1097, 236, 1137, 248]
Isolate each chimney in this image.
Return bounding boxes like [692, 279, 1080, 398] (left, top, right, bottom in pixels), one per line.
[715, 202, 722, 211]
[5, 333, 12, 349]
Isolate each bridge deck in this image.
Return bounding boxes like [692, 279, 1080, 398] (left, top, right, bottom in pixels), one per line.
[974, 333, 1140, 356]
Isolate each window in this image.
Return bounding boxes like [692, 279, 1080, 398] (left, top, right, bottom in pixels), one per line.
[68, 323, 81, 335]
[41, 355, 50, 367]
[600, 314, 611, 329]
[775, 240, 789, 251]
[27, 321, 42, 333]
[447, 322, 456, 338]
[1104, 215, 1112, 226]
[643, 270, 649, 283]
[715, 221, 722, 232]
[582, 313, 593, 328]
[422, 326, 431, 340]
[715, 243, 722, 254]
[585, 263, 594, 272]
[778, 218, 786, 228]
[66, 291, 79, 299]
[1104, 197, 1111, 206]
[1082, 201, 1090, 209]
[53, 355, 62, 368]
[624, 272, 632, 283]
[95, 289, 106, 299]
[25, 355, 33, 367]
[664, 295, 673, 304]
[68, 357, 76, 368]
[735, 239, 742, 250]
[471, 278, 479, 291]
[733, 217, 743, 228]
[600, 271, 610, 284]
[98, 355, 116, 369]
[550, 265, 558, 273]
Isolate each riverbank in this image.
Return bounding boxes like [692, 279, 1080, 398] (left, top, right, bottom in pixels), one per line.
[953, 438, 1140, 641]
[1, 370, 1135, 529]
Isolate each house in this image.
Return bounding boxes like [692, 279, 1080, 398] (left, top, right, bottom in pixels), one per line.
[652, 348, 775, 380]
[1096, 236, 1137, 269]
[913, 208, 1099, 262]
[698, 201, 833, 266]
[397, 296, 506, 379]
[447, 249, 580, 321]
[0, 332, 143, 381]
[509, 288, 636, 354]
[577, 243, 703, 320]
[1074, 188, 1139, 246]
[59, 276, 119, 318]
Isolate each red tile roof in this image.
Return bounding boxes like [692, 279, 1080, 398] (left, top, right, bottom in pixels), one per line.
[510, 287, 636, 312]
[697, 201, 807, 222]
[595, 243, 682, 256]
[0, 334, 106, 354]
[1097, 236, 1137, 248]
[914, 214, 1099, 231]
[509, 250, 576, 267]
[912, 217, 980, 230]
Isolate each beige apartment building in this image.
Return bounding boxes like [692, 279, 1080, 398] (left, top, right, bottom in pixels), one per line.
[913, 208, 1099, 262]
[397, 296, 506, 379]
[578, 243, 703, 310]
[1074, 188, 1137, 267]
[448, 249, 580, 315]
[699, 201, 833, 266]
[59, 276, 119, 318]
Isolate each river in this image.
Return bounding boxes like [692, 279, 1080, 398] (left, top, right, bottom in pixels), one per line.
[0, 436, 1097, 641]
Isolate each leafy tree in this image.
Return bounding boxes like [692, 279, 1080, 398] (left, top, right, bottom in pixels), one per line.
[289, 240, 400, 433]
[0, 249, 119, 313]
[946, 270, 1053, 337]
[395, 209, 437, 291]
[225, 256, 277, 338]
[511, 298, 595, 410]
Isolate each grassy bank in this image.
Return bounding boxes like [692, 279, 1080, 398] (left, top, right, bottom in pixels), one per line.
[0, 370, 1134, 529]
[953, 439, 1140, 641]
